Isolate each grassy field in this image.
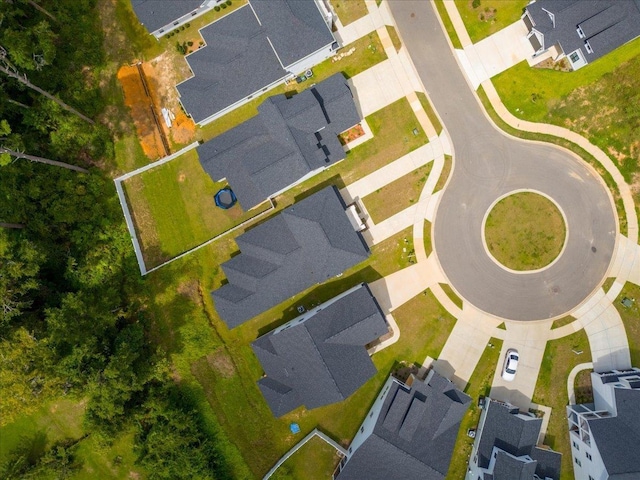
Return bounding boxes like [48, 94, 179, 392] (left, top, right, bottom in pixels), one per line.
[476, 86, 630, 237]
[434, 0, 463, 49]
[492, 38, 640, 202]
[612, 282, 640, 366]
[197, 32, 387, 143]
[455, 0, 528, 43]
[439, 283, 464, 309]
[362, 162, 433, 223]
[0, 399, 144, 479]
[271, 436, 341, 480]
[533, 330, 592, 480]
[333, 0, 368, 26]
[485, 192, 566, 270]
[123, 149, 272, 268]
[446, 338, 503, 480]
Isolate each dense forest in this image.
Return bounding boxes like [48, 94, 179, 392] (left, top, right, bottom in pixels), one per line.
[0, 1, 232, 478]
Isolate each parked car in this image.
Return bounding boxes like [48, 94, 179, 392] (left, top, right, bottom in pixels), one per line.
[502, 349, 519, 381]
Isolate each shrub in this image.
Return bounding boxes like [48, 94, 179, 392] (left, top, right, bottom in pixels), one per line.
[226, 0, 232, 5]
[187, 41, 194, 47]
[180, 26, 185, 31]
[472, 0, 481, 8]
[214, 5, 220, 11]
[186, 23, 191, 28]
[221, 3, 227, 9]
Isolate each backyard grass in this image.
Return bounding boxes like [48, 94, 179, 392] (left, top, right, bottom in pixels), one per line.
[439, 282, 464, 309]
[123, 149, 272, 268]
[417, 92, 443, 135]
[477, 85, 630, 237]
[446, 338, 503, 480]
[386, 25, 402, 52]
[492, 38, 640, 195]
[270, 436, 341, 480]
[454, 0, 528, 43]
[434, 0, 463, 49]
[485, 192, 566, 271]
[532, 330, 592, 480]
[433, 155, 453, 193]
[0, 398, 144, 479]
[199, 32, 387, 142]
[333, 0, 368, 26]
[362, 162, 433, 223]
[612, 282, 640, 366]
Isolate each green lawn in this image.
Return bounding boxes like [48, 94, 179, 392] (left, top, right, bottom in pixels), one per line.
[439, 283, 463, 309]
[551, 315, 575, 330]
[532, 330, 592, 480]
[123, 149, 272, 268]
[446, 338, 504, 480]
[424, 220, 433, 256]
[455, 0, 528, 43]
[477, 86, 629, 237]
[485, 192, 566, 271]
[333, 0, 368, 26]
[433, 155, 452, 193]
[362, 162, 433, 223]
[199, 32, 388, 142]
[492, 38, 640, 196]
[386, 25, 402, 52]
[417, 92, 443, 135]
[434, 0, 463, 49]
[612, 282, 640, 366]
[0, 399, 144, 479]
[270, 436, 341, 480]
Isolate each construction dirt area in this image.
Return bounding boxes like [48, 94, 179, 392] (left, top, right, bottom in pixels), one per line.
[118, 52, 197, 161]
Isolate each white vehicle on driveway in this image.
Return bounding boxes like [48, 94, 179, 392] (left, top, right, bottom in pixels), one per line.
[502, 349, 519, 382]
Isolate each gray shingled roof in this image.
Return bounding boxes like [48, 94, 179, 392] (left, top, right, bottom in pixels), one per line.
[177, 0, 335, 123]
[197, 73, 359, 209]
[587, 388, 640, 476]
[251, 283, 387, 417]
[131, 0, 205, 33]
[337, 372, 472, 480]
[526, 0, 640, 63]
[492, 451, 538, 480]
[477, 400, 561, 480]
[211, 186, 370, 328]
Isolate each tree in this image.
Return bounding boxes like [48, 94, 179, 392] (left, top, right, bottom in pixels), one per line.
[0, 146, 89, 173]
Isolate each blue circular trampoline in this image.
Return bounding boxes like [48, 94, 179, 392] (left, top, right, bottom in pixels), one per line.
[214, 187, 237, 209]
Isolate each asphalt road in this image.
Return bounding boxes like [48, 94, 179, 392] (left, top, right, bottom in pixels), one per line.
[389, 1, 617, 320]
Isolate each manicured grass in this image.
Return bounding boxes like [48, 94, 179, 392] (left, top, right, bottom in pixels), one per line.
[417, 92, 443, 135]
[532, 330, 592, 480]
[0, 398, 144, 479]
[485, 192, 566, 271]
[424, 220, 433, 256]
[551, 315, 575, 330]
[446, 338, 503, 480]
[123, 149, 272, 267]
[477, 85, 630, 237]
[386, 25, 402, 52]
[454, 0, 528, 43]
[433, 155, 452, 193]
[271, 436, 341, 480]
[612, 282, 640, 366]
[439, 282, 463, 309]
[333, 0, 368, 26]
[198, 32, 387, 142]
[492, 38, 640, 200]
[601, 277, 616, 294]
[434, 0, 463, 49]
[362, 162, 433, 223]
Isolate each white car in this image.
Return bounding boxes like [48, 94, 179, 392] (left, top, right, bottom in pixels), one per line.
[502, 349, 519, 382]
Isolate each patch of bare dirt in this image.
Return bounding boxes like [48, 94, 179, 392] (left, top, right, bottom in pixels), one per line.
[177, 279, 201, 304]
[205, 348, 237, 378]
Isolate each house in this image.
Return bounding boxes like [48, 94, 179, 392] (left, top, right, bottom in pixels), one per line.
[211, 185, 369, 329]
[197, 73, 360, 210]
[566, 367, 640, 480]
[175, 0, 338, 124]
[468, 398, 561, 480]
[251, 283, 388, 417]
[523, 0, 640, 70]
[131, 0, 220, 38]
[334, 371, 472, 480]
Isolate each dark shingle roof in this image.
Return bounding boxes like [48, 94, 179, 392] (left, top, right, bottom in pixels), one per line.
[526, 0, 640, 63]
[477, 400, 561, 480]
[211, 186, 369, 328]
[197, 73, 359, 209]
[131, 0, 204, 33]
[252, 283, 387, 417]
[177, 0, 335, 123]
[492, 451, 538, 480]
[337, 372, 472, 480]
[587, 388, 640, 476]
